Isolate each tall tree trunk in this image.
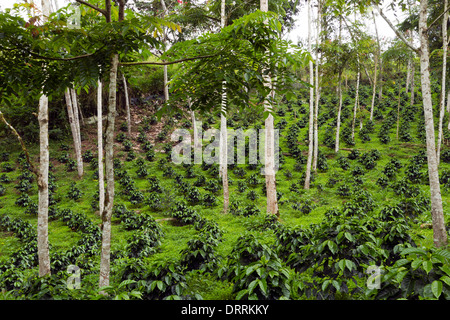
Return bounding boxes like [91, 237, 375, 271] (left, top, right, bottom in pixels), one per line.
[122, 74, 132, 137]
[437, 0, 448, 166]
[219, 0, 229, 213]
[378, 58, 384, 99]
[406, 31, 412, 95]
[352, 69, 360, 142]
[161, 0, 169, 102]
[335, 72, 343, 153]
[418, 0, 447, 247]
[396, 81, 401, 140]
[99, 53, 119, 288]
[70, 88, 84, 177]
[65, 88, 83, 178]
[406, 59, 411, 95]
[313, 0, 322, 173]
[37, 94, 51, 277]
[78, 98, 85, 126]
[447, 91, 450, 130]
[163, 66, 169, 101]
[261, 0, 278, 216]
[410, 57, 415, 106]
[369, 52, 378, 121]
[97, 79, 105, 216]
[335, 16, 343, 154]
[37, 0, 51, 277]
[370, 10, 380, 121]
[191, 110, 198, 144]
[304, 0, 314, 189]
[189, 98, 201, 152]
[220, 110, 229, 213]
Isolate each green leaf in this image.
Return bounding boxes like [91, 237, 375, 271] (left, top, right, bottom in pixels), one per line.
[394, 258, 411, 268]
[411, 258, 422, 270]
[236, 289, 248, 300]
[431, 280, 443, 299]
[435, 248, 450, 261]
[360, 245, 369, 255]
[328, 241, 338, 255]
[248, 279, 258, 294]
[258, 279, 268, 296]
[332, 280, 340, 292]
[322, 279, 330, 291]
[423, 260, 433, 274]
[246, 264, 258, 276]
[440, 275, 450, 287]
[156, 280, 164, 291]
[345, 259, 355, 272]
[118, 279, 135, 289]
[440, 265, 450, 277]
[400, 247, 427, 257]
[395, 269, 408, 284]
[344, 232, 354, 242]
[268, 270, 277, 278]
[338, 259, 345, 272]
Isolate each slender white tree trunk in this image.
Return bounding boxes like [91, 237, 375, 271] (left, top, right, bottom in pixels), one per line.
[335, 16, 343, 154]
[335, 73, 343, 153]
[418, 0, 447, 247]
[407, 18, 415, 106]
[70, 88, 83, 177]
[37, 0, 51, 277]
[378, 59, 383, 99]
[65, 88, 83, 178]
[370, 52, 378, 121]
[192, 111, 201, 148]
[406, 31, 412, 95]
[97, 79, 105, 216]
[406, 60, 411, 95]
[37, 94, 51, 277]
[122, 74, 132, 137]
[220, 110, 229, 213]
[370, 10, 380, 121]
[65, 89, 79, 163]
[313, 0, 322, 173]
[396, 81, 401, 140]
[161, 0, 169, 102]
[261, 0, 278, 216]
[304, 0, 314, 189]
[163, 66, 169, 101]
[447, 91, 450, 130]
[352, 69, 360, 142]
[218, 0, 229, 213]
[437, 0, 448, 166]
[188, 98, 201, 151]
[99, 53, 119, 288]
[410, 57, 415, 106]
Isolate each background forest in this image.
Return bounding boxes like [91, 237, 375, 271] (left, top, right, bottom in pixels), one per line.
[0, 0, 450, 301]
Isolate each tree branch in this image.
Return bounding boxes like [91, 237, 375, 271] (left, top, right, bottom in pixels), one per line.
[374, 3, 419, 53]
[28, 51, 98, 61]
[203, 14, 220, 23]
[75, 0, 107, 18]
[23, 43, 107, 62]
[119, 54, 217, 66]
[0, 109, 39, 178]
[427, 5, 450, 31]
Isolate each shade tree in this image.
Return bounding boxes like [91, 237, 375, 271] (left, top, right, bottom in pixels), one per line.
[373, 0, 448, 247]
